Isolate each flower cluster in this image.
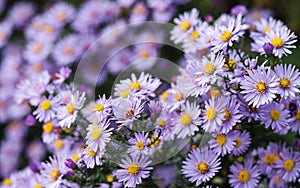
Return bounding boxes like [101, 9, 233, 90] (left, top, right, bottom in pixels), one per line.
[0, 1, 300, 188]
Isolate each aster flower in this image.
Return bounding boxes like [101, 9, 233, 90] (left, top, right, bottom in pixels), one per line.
[232, 131, 251, 156]
[107, 49, 133, 75]
[250, 17, 284, 39]
[240, 66, 279, 108]
[173, 101, 201, 139]
[84, 94, 112, 122]
[46, 2, 75, 26]
[33, 95, 61, 122]
[53, 67, 72, 86]
[85, 120, 113, 152]
[260, 102, 290, 133]
[209, 131, 238, 156]
[129, 2, 148, 23]
[42, 120, 59, 144]
[290, 101, 300, 133]
[182, 148, 221, 186]
[201, 97, 227, 133]
[82, 147, 103, 169]
[275, 147, 300, 182]
[274, 64, 300, 99]
[155, 110, 176, 141]
[23, 40, 52, 63]
[229, 159, 261, 188]
[127, 132, 150, 157]
[0, 20, 13, 48]
[114, 155, 153, 188]
[8, 2, 35, 28]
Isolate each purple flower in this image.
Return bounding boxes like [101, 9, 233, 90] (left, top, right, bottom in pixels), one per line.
[232, 130, 251, 156]
[209, 131, 238, 156]
[263, 42, 274, 54]
[231, 5, 247, 16]
[25, 115, 36, 126]
[33, 95, 61, 122]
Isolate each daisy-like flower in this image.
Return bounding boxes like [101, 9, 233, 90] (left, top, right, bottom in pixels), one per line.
[8, 2, 36, 28]
[42, 120, 59, 144]
[127, 132, 149, 157]
[56, 89, 86, 128]
[250, 17, 284, 39]
[82, 147, 103, 169]
[209, 131, 238, 156]
[275, 147, 300, 182]
[274, 64, 300, 99]
[220, 97, 243, 134]
[53, 67, 72, 86]
[229, 159, 261, 188]
[52, 34, 81, 65]
[201, 97, 227, 133]
[290, 101, 300, 133]
[170, 8, 199, 44]
[240, 66, 279, 108]
[112, 97, 144, 130]
[85, 94, 112, 122]
[114, 72, 161, 99]
[182, 147, 221, 186]
[129, 2, 148, 23]
[33, 96, 61, 122]
[114, 155, 153, 188]
[0, 20, 13, 48]
[260, 102, 290, 133]
[211, 14, 249, 52]
[46, 2, 75, 26]
[23, 40, 52, 63]
[85, 120, 113, 152]
[173, 101, 201, 139]
[232, 130, 251, 156]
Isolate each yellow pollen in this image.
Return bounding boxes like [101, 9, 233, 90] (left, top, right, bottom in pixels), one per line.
[67, 103, 75, 114]
[209, 88, 221, 98]
[256, 81, 267, 93]
[274, 176, 282, 184]
[161, 92, 169, 101]
[216, 134, 226, 146]
[263, 154, 280, 165]
[271, 37, 284, 48]
[283, 159, 294, 171]
[237, 156, 244, 163]
[197, 162, 209, 174]
[190, 30, 200, 41]
[64, 47, 73, 55]
[180, 113, 192, 126]
[63, 126, 74, 133]
[87, 147, 96, 157]
[56, 12, 66, 21]
[50, 170, 60, 181]
[55, 139, 63, 150]
[127, 163, 140, 175]
[270, 110, 280, 121]
[180, 21, 191, 31]
[135, 141, 144, 150]
[157, 119, 166, 127]
[263, 26, 272, 35]
[43, 122, 54, 133]
[72, 153, 79, 162]
[95, 103, 104, 112]
[150, 135, 160, 147]
[106, 174, 113, 182]
[204, 63, 215, 75]
[238, 170, 250, 183]
[175, 93, 184, 101]
[119, 90, 130, 98]
[206, 108, 216, 120]
[44, 25, 54, 33]
[34, 183, 43, 188]
[33, 43, 42, 53]
[130, 81, 141, 90]
[33, 63, 42, 71]
[224, 109, 231, 121]
[41, 100, 51, 111]
[279, 78, 290, 89]
[139, 50, 149, 58]
[231, 84, 238, 90]
[235, 137, 241, 148]
[133, 4, 145, 15]
[225, 59, 237, 71]
[221, 31, 232, 42]
[296, 109, 300, 120]
[2, 178, 11, 186]
[91, 128, 102, 140]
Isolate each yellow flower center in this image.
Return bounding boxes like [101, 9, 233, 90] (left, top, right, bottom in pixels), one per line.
[43, 122, 54, 133]
[139, 50, 149, 58]
[50, 170, 60, 181]
[180, 113, 192, 126]
[106, 174, 113, 182]
[130, 81, 141, 90]
[271, 37, 284, 48]
[157, 119, 166, 127]
[56, 12, 66, 21]
[41, 99, 51, 111]
[2, 178, 11, 186]
[180, 21, 191, 31]
[135, 141, 144, 150]
[296, 109, 300, 120]
[197, 162, 209, 174]
[34, 183, 43, 188]
[274, 176, 282, 184]
[206, 108, 216, 120]
[204, 63, 215, 75]
[91, 128, 102, 140]
[175, 93, 184, 102]
[270, 110, 280, 121]
[64, 47, 73, 55]
[33, 63, 42, 71]
[55, 139, 63, 150]
[283, 159, 294, 171]
[235, 137, 241, 148]
[161, 92, 169, 101]
[224, 59, 237, 71]
[190, 30, 200, 41]
[87, 147, 96, 157]
[72, 153, 79, 162]
[209, 88, 221, 98]
[216, 134, 226, 146]
[224, 109, 231, 121]
[263, 154, 280, 165]
[127, 163, 140, 175]
[279, 78, 290, 89]
[67, 103, 75, 114]
[119, 90, 130, 98]
[238, 170, 250, 183]
[33, 43, 42, 52]
[263, 26, 272, 35]
[150, 135, 160, 148]
[237, 156, 244, 163]
[256, 81, 267, 93]
[95, 103, 104, 112]
[44, 25, 54, 33]
[221, 31, 232, 42]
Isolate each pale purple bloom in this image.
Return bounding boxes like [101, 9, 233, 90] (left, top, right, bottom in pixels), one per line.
[0, 20, 13, 48]
[209, 131, 238, 156]
[82, 147, 103, 169]
[232, 130, 251, 156]
[127, 132, 150, 157]
[231, 5, 247, 16]
[53, 67, 72, 86]
[33, 95, 61, 122]
[23, 40, 52, 63]
[8, 2, 35, 28]
[46, 2, 75, 26]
